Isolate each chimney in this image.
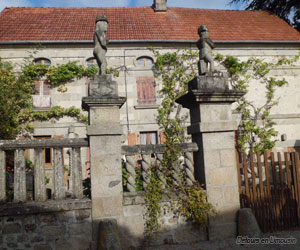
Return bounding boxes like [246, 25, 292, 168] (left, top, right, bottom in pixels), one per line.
[153, 0, 167, 12]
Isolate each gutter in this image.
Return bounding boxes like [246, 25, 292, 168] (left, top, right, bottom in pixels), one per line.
[0, 40, 300, 45]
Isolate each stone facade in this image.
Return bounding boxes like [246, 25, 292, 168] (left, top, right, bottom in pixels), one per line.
[1, 43, 300, 146]
[0, 200, 92, 250]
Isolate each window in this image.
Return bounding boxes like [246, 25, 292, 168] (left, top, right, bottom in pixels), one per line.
[34, 58, 51, 66]
[87, 58, 97, 67]
[34, 136, 52, 166]
[32, 80, 51, 108]
[32, 58, 51, 108]
[136, 56, 153, 67]
[140, 131, 158, 145]
[136, 77, 156, 105]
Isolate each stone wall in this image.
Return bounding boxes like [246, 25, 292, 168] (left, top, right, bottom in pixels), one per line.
[0, 200, 92, 250]
[119, 192, 207, 248]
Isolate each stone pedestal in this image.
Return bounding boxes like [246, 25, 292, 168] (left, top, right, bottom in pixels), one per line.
[82, 75, 126, 243]
[176, 74, 245, 240]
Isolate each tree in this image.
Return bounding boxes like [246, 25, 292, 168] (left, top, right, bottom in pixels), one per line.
[0, 58, 96, 140]
[230, 0, 300, 31]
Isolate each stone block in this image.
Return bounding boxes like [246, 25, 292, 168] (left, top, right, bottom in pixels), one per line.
[24, 223, 37, 233]
[203, 150, 220, 169]
[209, 204, 239, 224]
[220, 149, 236, 168]
[123, 204, 143, 217]
[17, 234, 29, 242]
[202, 132, 235, 151]
[91, 175, 122, 197]
[209, 222, 237, 240]
[223, 185, 240, 205]
[174, 227, 207, 243]
[206, 187, 224, 207]
[92, 196, 123, 218]
[98, 219, 121, 250]
[31, 235, 44, 243]
[75, 209, 91, 221]
[33, 245, 52, 250]
[40, 225, 66, 237]
[206, 167, 238, 186]
[57, 210, 75, 223]
[2, 223, 21, 234]
[90, 107, 120, 124]
[56, 238, 90, 250]
[38, 214, 57, 224]
[118, 215, 144, 237]
[69, 222, 92, 236]
[7, 242, 18, 248]
[90, 155, 122, 176]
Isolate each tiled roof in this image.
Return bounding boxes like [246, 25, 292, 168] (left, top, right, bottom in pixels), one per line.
[0, 7, 299, 42]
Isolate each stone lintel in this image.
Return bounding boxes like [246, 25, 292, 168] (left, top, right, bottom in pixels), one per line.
[176, 90, 245, 109]
[187, 121, 236, 134]
[82, 96, 126, 111]
[87, 124, 122, 136]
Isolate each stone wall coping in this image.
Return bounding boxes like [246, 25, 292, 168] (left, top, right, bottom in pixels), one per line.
[0, 138, 88, 150]
[176, 90, 245, 108]
[121, 142, 198, 155]
[82, 96, 126, 111]
[123, 191, 181, 206]
[0, 199, 92, 217]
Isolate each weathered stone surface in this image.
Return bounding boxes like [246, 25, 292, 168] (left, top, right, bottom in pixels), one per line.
[238, 208, 261, 237]
[41, 225, 66, 236]
[7, 242, 18, 248]
[69, 222, 92, 236]
[75, 210, 90, 221]
[56, 237, 90, 250]
[98, 219, 121, 250]
[38, 214, 57, 224]
[24, 223, 37, 232]
[33, 245, 52, 250]
[174, 227, 207, 243]
[17, 234, 29, 242]
[31, 235, 44, 243]
[2, 223, 21, 234]
[89, 75, 118, 97]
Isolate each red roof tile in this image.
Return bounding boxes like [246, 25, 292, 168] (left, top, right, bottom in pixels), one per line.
[0, 7, 299, 42]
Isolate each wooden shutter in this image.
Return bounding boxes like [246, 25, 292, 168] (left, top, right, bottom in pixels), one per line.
[137, 77, 156, 105]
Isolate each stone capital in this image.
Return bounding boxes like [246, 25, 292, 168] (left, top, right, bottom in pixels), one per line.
[82, 96, 126, 111]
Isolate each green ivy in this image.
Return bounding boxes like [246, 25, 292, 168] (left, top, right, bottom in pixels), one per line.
[0, 58, 95, 139]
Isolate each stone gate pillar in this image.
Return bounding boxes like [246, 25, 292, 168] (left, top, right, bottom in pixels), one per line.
[176, 73, 245, 240]
[82, 75, 126, 244]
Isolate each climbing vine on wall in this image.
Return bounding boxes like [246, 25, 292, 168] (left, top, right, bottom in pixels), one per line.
[143, 48, 299, 235]
[0, 57, 96, 139]
[143, 49, 213, 236]
[215, 53, 299, 153]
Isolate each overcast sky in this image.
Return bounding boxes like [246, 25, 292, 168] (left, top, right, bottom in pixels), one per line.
[0, 0, 245, 13]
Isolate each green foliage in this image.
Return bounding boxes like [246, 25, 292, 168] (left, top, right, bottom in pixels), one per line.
[144, 165, 163, 235]
[0, 58, 91, 139]
[216, 53, 299, 153]
[142, 49, 213, 235]
[178, 182, 214, 225]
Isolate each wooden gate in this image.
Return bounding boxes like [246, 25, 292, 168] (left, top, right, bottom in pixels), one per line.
[236, 151, 300, 232]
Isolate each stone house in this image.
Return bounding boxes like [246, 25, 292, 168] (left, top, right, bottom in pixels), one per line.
[0, 0, 300, 175]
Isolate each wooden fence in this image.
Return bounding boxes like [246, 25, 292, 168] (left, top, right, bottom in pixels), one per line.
[237, 151, 300, 232]
[0, 138, 88, 203]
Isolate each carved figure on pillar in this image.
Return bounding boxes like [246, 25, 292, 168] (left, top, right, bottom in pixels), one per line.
[197, 25, 215, 75]
[94, 14, 109, 75]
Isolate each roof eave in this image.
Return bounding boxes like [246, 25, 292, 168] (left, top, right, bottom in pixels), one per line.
[0, 40, 299, 45]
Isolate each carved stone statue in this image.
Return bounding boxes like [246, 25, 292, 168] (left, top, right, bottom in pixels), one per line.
[197, 25, 215, 75]
[94, 14, 109, 75]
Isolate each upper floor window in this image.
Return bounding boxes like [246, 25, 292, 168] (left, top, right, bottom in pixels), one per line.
[136, 56, 153, 67]
[87, 58, 97, 67]
[34, 58, 51, 66]
[136, 77, 156, 105]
